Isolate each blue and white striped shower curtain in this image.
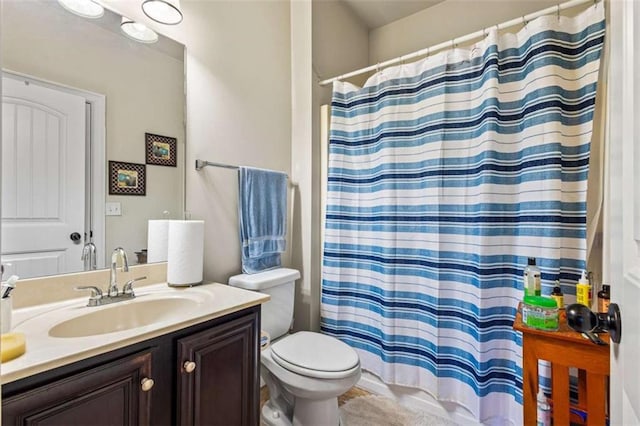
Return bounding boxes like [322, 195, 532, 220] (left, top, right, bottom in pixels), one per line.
[321, 6, 604, 424]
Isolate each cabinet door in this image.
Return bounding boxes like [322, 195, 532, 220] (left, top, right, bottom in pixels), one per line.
[2, 350, 153, 426]
[177, 312, 259, 426]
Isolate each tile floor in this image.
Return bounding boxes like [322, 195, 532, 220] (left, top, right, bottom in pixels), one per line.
[260, 386, 371, 409]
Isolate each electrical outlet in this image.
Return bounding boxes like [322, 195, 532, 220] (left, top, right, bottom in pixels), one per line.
[105, 202, 122, 216]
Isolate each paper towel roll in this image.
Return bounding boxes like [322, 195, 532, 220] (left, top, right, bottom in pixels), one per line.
[167, 220, 204, 286]
[147, 220, 171, 263]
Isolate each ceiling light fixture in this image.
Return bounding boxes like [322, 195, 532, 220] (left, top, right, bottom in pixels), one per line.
[57, 0, 104, 19]
[142, 0, 183, 25]
[121, 17, 159, 44]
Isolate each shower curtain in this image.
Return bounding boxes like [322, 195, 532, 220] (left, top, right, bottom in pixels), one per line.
[321, 5, 604, 424]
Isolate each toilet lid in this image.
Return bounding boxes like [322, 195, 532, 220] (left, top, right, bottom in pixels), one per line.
[270, 331, 360, 379]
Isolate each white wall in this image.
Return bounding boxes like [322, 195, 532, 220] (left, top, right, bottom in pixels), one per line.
[94, 1, 292, 285]
[290, 0, 314, 331]
[295, 0, 369, 331]
[182, 1, 292, 284]
[369, 0, 557, 64]
[107, 0, 367, 332]
[313, 0, 370, 103]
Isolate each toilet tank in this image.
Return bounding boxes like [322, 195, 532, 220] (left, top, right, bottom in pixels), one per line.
[229, 268, 301, 340]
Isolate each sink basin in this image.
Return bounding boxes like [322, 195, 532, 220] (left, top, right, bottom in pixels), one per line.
[48, 297, 198, 338]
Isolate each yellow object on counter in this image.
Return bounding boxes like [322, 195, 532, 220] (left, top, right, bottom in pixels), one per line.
[1, 332, 26, 362]
[576, 270, 591, 307]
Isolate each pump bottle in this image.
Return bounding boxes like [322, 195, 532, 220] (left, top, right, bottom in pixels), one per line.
[576, 270, 591, 307]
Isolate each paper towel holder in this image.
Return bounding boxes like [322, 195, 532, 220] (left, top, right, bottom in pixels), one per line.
[167, 280, 203, 287]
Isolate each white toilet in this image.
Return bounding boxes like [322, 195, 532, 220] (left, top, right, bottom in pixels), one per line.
[229, 268, 361, 426]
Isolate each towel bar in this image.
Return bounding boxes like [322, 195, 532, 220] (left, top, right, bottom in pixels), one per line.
[194, 159, 295, 182]
[195, 159, 239, 171]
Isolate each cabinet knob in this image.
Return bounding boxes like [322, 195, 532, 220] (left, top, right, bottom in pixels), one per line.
[183, 361, 197, 373]
[141, 377, 155, 392]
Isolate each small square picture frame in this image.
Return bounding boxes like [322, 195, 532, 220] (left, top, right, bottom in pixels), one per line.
[145, 133, 177, 167]
[109, 161, 146, 196]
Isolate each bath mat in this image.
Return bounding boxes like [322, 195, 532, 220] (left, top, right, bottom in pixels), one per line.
[339, 395, 459, 426]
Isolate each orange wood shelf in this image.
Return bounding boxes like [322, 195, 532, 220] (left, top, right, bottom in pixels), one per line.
[513, 304, 610, 425]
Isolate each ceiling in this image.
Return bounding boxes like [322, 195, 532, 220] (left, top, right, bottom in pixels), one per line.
[342, 0, 445, 29]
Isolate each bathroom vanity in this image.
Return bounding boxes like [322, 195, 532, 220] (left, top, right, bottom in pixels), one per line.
[1, 283, 269, 426]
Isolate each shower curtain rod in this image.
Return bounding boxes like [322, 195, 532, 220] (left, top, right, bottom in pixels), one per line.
[318, 0, 595, 86]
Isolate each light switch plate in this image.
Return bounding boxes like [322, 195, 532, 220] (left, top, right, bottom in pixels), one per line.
[105, 202, 122, 216]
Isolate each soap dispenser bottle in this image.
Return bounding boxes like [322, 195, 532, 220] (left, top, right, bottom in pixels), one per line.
[576, 270, 591, 307]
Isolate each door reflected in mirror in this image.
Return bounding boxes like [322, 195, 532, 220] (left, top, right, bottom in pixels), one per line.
[1, 0, 185, 279]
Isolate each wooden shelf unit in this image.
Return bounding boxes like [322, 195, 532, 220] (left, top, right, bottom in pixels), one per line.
[513, 304, 610, 425]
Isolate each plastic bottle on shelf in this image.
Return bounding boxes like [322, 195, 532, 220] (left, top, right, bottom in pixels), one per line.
[598, 284, 610, 313]
[536, 388, 551, 426]
[524, 258, 541, 297]
[550, 280, 564, 309]
[576, 270, 591, 307]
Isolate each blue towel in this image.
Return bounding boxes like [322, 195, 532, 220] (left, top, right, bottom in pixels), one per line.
[238, 167, 287, 273]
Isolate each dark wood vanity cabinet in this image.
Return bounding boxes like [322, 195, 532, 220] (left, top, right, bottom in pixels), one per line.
[177, 313, 259, 426]
[1, 306, 260, 426]
[2, 350, 153, 425]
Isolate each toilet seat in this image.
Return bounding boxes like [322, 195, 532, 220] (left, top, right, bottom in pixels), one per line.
[270, 331, 360, 379]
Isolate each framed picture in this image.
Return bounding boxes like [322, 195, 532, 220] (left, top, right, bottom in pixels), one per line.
[145, 133, 177, 167]
[109, 161, 146, 196]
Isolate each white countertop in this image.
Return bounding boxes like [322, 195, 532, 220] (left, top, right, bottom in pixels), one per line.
[1, 282, 269, 385]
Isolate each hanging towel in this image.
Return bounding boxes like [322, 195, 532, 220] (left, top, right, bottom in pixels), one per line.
[238, 166, 287, 273]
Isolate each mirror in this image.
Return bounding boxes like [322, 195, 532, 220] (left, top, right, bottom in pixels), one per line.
[1, 0, 185, 279]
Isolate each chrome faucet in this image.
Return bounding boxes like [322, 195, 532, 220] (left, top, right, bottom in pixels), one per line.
[122, 276, 147, 297]
[81, 242, 97, 271]
[75, 247, 146, 307]
[109, 247, 129, 297]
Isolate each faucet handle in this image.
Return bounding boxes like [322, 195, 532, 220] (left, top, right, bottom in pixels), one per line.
[74, 286, 103, 306]
[122, 276, 147, 296]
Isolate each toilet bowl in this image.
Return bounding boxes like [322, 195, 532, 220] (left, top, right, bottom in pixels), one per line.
[261, 331, 361, 426]
[229, 268, 361, 426]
